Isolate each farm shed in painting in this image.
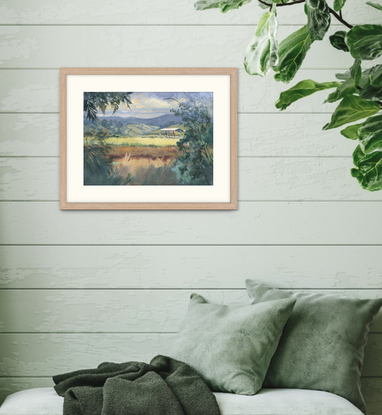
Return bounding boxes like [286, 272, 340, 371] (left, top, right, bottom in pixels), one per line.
[160, 128, 184, 136]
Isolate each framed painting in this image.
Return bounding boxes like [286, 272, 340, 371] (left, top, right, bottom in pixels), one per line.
[60, 68, 237, 210]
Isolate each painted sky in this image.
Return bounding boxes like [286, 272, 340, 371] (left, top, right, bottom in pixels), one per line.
[97, 92, 213, 119]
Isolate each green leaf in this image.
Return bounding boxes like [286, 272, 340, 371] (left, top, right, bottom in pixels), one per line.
[335, 71, 350, 81]
[346, 25, 382, 60]
[333, 0, 347, 11]
[351, 146, 382, 191]
[329, 31, 349, 52]
[244, 8, 279, 76]
[194, 0, 252, 12]
[327, 61, 360, 102]
[359, 65, 382, 100]
[340, 123, 363, 139]
[350, 59, 362, 84]
[335, 59, 361, 83]
[276, 79, 339, 110]
[274, 26, 313, 83]
[357, 114, 382, 154]
[367, 65, 382, 87]
[325, 79, 357, 103]
[367, 2, 382, 11]
[323, 95, 380, 130]
[305, 0, 331, 41]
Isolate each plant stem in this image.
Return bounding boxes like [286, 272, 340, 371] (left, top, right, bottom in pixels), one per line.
[257, 1, 354, 29]
[258, 0, 305, 7]
[328, 7, 353, 29]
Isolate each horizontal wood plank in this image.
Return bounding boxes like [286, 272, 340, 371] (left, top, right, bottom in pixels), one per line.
[0, 335, 174, 376]
[0, 158, 57, 200]
[1, 245, 382, 289]
[238, 114, 355, 157]
[1, 157, 379, 202]
[0, 113, 356, 158]
[240, 157, 370, 201]
[0, 377, 381, 415]
[1, 202, 382, 245]
[0, 69, 350, 114]
[0, 26, 358, 69]
[1, 289, 381, 333]
[0, 114, 58, 157]
[0, 0, 377, 25]
[0, 332, 381, 375]
[0, 70, 58, 113]
[0, 155, 373, 203]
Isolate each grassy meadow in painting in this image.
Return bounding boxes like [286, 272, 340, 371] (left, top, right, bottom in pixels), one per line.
[83, 92, 213, 186]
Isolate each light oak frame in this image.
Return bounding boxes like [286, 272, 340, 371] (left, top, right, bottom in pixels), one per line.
[60, 68, 237, 210]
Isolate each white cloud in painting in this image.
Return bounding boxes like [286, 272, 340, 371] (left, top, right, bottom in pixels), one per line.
[97, 92, 212, 119]
[99, 92, 181, 119]
[130, 94, 177, 111]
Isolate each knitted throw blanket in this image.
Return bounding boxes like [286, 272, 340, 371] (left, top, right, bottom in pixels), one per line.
[53, 355, 221, 415]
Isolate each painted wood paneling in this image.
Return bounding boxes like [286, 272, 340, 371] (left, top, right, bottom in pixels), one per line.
[2, 157, 378, 201]
[0, 69, 352, 114]
[0, 70, 58, 113]
[1, 289, 382, 334]
[0, 158, 58, 201]
[1, 0, 381, 411]
[0, 334, 174, 376]
[0, 0, 377, 25]
[0, 113, 356, 158]
[0, 114, 58, 157]
[1, 246, 382, 290]
[1, 333, 381, 376]
[0, 26, 360, 69]
[238, 114, 356, 157]
[1, 202, 382, 245]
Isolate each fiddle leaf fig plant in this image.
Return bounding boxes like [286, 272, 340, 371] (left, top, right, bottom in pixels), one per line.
[195, 0, 382, 191]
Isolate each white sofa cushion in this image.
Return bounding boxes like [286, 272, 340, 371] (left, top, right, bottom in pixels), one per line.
[0, 387, 363, 415]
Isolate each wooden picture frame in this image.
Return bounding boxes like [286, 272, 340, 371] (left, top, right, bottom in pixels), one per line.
[60, 68, 237, 210]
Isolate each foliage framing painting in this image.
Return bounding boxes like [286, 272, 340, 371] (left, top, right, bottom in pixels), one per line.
[195, 0, 382, 192]
[60, 68, 237, 210]
[83, 92, 214, 186]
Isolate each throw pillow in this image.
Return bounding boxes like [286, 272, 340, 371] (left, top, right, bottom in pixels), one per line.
[245, 280, 382, 413]
[169, 293, 296, 395]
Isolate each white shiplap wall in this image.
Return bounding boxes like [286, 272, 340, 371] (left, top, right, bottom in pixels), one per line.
[1, 1, 382, 413]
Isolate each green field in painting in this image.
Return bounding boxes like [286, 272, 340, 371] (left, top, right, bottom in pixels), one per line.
[98, 136, 181, 147]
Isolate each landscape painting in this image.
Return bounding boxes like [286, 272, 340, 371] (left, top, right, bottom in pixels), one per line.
[83, 92, 213, 186]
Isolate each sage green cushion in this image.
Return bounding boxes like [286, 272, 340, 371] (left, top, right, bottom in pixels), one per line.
[169, 293, 296, 395]
[246, 280, 382, 413]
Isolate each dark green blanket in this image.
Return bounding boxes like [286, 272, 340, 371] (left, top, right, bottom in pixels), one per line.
[53, 355, 221, 415]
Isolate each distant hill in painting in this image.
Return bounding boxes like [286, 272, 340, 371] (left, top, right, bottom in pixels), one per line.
[104, 114, 183, 127]
[84, 114, 183, 137]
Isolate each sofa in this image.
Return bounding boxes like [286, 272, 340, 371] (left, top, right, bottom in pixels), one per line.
[1, 282, 379, 415]
[0, 387, 364, 415]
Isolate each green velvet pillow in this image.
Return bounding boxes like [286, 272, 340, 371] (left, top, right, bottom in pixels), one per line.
[169, 293, 296, 395]
[246, 280, 382, 413]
